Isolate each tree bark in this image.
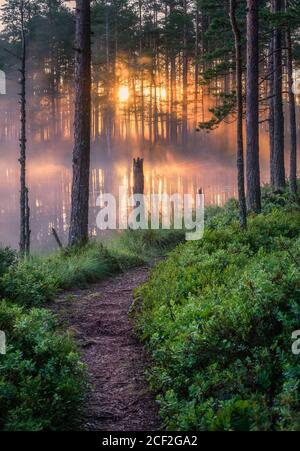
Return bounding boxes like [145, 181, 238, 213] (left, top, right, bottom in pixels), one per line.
[170, 54, 177, 143]
[19, 0, 30, 256]
[229, 0, 247, 228]
[272, 0, 285, 190]
[194, 2, 200, 130]
[285, 0, 297, 195]
[25, 187, 31, 256]
[268, 37, 275, 187]
[246, 0, 261, 212]
[182, 0, 188, 145]
[133, 158, 145, 195]
[69, 0, 91, 247]
[170, 2, 177, 144]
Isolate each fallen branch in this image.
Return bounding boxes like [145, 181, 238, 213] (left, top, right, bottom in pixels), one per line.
[52, 228, 63, 249]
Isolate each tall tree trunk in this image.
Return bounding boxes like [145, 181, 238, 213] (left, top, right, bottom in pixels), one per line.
[49, 0, 57, 140]
[165, 52, 170, 143]
[139, 0, 145, 143]
[19, 0, 30, 256]
[268, 37, 275, 186]
[69, 0, 91, 247]
[182, 0, 188, 145]
[133, 158, 145, 195]
[170, 54, 177, 143]
[285, 0, 297, 195]
[105, 2, 112, 153]
[139, 0, 143, 55]
[246, 0, 261, 213]
[229, 0, 247, 228]
[25, 187, 30, 256]
[153, 40, 159, 143]
[194, 1, 199, 129]
[170, 0, 177, 143]
[272, 0, 285, 189]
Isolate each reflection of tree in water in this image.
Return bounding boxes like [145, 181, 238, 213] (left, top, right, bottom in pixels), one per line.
[0, 70, 6, 95]
[0, 1, 298, 250]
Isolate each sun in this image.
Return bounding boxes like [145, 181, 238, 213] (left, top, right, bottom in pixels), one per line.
[118, 86, 129, 102]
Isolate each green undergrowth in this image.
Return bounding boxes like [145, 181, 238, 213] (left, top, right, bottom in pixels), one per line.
[0, 301, 86, 431]
[1, 186, 299, 431]
[0, 228, 184, 430]
[0, 228, 185, 308]
[134, 189, 300, 431]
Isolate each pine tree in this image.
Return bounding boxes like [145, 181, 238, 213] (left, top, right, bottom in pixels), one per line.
[229, 0, 247, 228]
[69, 0, 92, 246]
[1, 0, 33, 256]
[271, 0, 286, 190]
[246, 0, 261, 213]
[285, 0, 298, 195]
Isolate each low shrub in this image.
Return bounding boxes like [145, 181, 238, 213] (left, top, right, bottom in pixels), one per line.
[48, 242, 120, 289]
[136, 208, 300, 431]
[261, 183, 300, 214]
[0, 229, 185, 308]
[1, 259, 58, 307]
[108, 228, 186, 267]
[0, 242, 121, 307]
[0, 228, 184, 431]
[0, 247, 16, 279]
[0, 301, 86, 431]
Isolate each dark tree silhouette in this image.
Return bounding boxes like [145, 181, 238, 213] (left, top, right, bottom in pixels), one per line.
[246, 0, 261, 213]
[229, 0, 247, 229]
[272, 0, 285, 190]
[285, 0, 297, 195]
[19, 0, 30, 256]
[69, 0, 92, 247]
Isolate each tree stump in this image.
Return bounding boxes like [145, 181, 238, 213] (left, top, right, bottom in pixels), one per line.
[133, 158, 144, 195]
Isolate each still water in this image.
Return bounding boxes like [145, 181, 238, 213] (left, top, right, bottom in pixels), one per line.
[0, 88, 296, 251]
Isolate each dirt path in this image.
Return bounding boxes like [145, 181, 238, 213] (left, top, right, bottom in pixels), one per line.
[52, 267, 161, 431]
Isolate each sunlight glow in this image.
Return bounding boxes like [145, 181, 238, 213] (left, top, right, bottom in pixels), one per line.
[160, 87, 167, 100]
[119, 86, 129, 102]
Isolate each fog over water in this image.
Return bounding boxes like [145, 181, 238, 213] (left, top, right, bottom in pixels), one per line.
[0, 41, 299, 251]
[0, 103, 277, 251]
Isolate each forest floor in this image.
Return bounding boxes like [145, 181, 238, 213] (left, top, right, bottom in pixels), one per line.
[51, 266, 161, 431]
